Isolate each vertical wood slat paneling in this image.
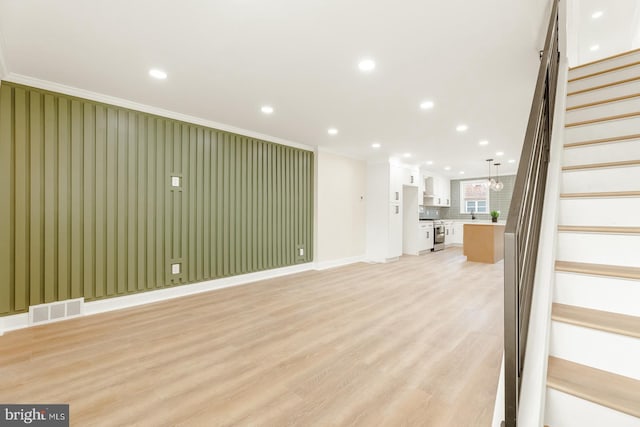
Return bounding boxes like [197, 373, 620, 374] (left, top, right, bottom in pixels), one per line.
[70, 100, 83, 300]
[0, 85, 12, 314]
[29, 92, 43, 306]
[43, 94, 57, 303]
[116, 110, 128, 294]
[0, 82, 314, 316]
[13, 88, 28, 311]
[106, 108, 117, 297]
[57, 98, 70, 302]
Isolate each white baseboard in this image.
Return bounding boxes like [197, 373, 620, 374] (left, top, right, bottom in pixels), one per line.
[314, 255, 366, 270]
[0, 255, 370, 335]
[0, 262, 314, 335]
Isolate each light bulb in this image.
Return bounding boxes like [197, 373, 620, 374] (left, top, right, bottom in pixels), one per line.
[495, 181, 504, 191]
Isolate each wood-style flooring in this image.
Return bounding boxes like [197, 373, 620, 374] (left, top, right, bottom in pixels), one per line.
[0, 247, 504, 426]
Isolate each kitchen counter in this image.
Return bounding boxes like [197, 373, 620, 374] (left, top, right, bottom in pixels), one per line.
[463, 223, 505, 263]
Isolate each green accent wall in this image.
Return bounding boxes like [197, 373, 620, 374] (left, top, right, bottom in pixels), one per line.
[0, 82, 314, 316]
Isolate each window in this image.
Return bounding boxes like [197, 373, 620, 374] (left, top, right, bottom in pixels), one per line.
[460, 180, 489, 214]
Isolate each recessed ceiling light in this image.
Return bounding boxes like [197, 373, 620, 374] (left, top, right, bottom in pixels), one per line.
[444, 166, 451, 171]
[592, 11, 603, 19]
[420, 100, 434, 110]
[426, 161, 434, 165]
[496, 151, 504, 156]
[149, 69, 167, 79]
[459, 171, 465, 175]
[590, 44, 600, 51]
[328, 128, 339, 136]
[479, 140, 489, 146]
[456, 124, 468, 132]
[403, 153, 412, 158]
[508, 159, 516, 163]
[358, 59, 376, 72]
[371, 143, 381, 149]
[261, 105, 274, 114]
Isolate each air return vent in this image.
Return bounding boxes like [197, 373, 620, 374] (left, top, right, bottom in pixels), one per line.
[28, 298, 85, 326]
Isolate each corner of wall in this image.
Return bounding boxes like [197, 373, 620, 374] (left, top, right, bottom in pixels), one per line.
[0, 28, 8, 79]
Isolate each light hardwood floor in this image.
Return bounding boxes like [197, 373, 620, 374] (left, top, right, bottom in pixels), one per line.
[0, 247, 504, 426]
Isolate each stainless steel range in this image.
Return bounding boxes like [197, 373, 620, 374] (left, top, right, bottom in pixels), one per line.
[432, 220, 445, 251]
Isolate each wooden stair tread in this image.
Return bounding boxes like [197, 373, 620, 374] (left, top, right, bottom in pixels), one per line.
[547, 356, 640, 418]
[566, 111, 640, 128]
[564, 133, 640, 148]
[552, 303, 640, 338]
[567, 76, 640, 96]
[560, 191, 640, 199]
[569, 47, 640, 72]
[558, 225, 640, 234]
[566, 93, 640, 111]
[562, 159, 640, 171]
[555, 260, 640, 280]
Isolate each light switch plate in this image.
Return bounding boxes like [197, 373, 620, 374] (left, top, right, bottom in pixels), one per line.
[171, 176, 181, 187]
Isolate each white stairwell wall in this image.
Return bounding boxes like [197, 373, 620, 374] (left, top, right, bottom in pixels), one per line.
[545, 47, 640, 426]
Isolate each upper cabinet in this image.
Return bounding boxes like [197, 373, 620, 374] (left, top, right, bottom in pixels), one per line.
[401, 167, 419, 187]
[389, 164, 403, 203]
[423, 174, 451, 207]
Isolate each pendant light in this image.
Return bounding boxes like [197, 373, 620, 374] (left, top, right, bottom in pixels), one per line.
[485, 158, 495, 189]
[493, 162, 504, 191]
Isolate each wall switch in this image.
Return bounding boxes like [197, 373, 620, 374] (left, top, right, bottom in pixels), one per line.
[171, 263, 181, 274]
[299, 248, 304, 256]
[171, 176, 181, 187]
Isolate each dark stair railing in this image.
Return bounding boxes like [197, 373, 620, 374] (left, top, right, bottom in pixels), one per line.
[503, 0, 560, 425]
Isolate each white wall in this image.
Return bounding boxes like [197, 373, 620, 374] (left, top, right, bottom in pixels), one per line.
[315, 149, 366, 265]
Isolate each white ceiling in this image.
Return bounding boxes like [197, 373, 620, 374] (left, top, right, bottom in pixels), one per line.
[0, 0, 557, 178]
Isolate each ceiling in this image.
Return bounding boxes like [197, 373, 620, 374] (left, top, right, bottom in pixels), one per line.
[0, 0, 557, 178]
[568, 0, 640, 67]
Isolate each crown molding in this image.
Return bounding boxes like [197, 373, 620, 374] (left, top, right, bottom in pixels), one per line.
[3, 73, 315, 152]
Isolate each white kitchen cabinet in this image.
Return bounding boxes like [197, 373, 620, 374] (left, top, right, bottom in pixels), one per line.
[366, 161, 405, 262]
[390, 164, 403, 203]
[424, 175, 451, 207]
[443, 221, 454, 246]
[451, 221, 464, 245]
[418, 222, 434, 253]
[389, 203, 402, 257]
[402, 166, 419, 187]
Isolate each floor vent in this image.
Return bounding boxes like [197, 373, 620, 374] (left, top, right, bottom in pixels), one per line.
[28, 298, 85, 326]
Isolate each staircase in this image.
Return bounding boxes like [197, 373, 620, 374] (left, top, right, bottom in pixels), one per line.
[545, 49, 640, 426]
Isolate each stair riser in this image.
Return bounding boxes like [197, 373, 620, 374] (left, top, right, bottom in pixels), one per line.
[555, 272, 640, 317]
[563, 139, 640, 166]
[545, 388, 640, 427]
[565, 116, 640, 143]
[561, 166, 640, 193]
[569, 51, 640, 80]
[550, 322, 640, 380]
[567, 80, 640, 108]
[566, 97, 640, 124]
[556, 233, 640, 267]
[568, 64, 640, 93]
[559, 198, 640, 226]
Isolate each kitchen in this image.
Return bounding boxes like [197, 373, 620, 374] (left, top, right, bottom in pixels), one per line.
[366, 160, 513, 264]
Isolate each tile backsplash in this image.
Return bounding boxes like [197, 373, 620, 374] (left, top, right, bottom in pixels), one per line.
[442, 175, 516, 221]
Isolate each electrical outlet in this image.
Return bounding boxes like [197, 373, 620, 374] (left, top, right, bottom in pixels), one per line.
[299, 247, 304, 256]
[171, 263, 181, 275]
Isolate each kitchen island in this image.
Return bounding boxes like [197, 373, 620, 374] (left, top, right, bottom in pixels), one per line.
[463, 223, 505, 264]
